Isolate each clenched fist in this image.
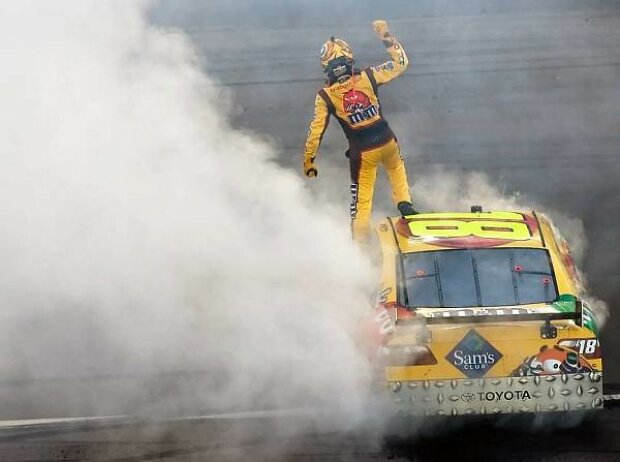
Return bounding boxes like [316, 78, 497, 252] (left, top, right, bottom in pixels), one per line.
[372, 20, 395, 46]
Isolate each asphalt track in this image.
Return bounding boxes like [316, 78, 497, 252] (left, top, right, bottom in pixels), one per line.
[2, 405, 620, 461]
[4, 4, 620, 461]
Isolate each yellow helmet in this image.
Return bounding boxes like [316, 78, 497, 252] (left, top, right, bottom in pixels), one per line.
[320, 36, 354, 71]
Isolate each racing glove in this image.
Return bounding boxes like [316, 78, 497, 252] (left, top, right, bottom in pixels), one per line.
[304, 156, 318, 178]
[372, 20, 396, 47]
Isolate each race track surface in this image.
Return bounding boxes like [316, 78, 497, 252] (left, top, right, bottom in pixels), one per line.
[1, 407, 620, 461]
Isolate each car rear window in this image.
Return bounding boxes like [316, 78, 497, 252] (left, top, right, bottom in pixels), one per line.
[402, 248, 558, 308]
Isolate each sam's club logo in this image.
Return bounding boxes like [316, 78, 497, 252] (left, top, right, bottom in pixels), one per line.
[446, 329, 502, 378]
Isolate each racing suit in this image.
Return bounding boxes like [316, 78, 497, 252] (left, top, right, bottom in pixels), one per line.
[304, 40, 412, 243]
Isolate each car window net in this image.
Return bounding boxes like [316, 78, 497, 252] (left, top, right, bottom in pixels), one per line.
[403, 248, 558, 308]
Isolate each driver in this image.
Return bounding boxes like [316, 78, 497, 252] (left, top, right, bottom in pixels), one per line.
[303, 20, 418, 243]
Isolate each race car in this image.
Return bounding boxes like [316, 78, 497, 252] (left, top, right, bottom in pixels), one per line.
[360, 207, 603, 416]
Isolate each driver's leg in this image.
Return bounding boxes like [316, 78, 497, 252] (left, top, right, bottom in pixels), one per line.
[350, 148, 379, 243]
[381, 139, 412, 206]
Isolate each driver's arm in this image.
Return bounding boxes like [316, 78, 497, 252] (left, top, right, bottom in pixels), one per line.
[303, 93, 330, 173]
[369, 20, 409, 86]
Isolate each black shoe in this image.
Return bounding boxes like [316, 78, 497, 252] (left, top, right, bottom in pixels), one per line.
[398, 201, 419, 217]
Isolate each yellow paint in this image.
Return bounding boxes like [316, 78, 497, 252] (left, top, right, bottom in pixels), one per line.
[385, 323, 599, 381]
[373, 212, 602, 382]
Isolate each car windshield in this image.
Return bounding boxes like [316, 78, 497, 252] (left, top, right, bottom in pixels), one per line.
[402, 248, 558, 308]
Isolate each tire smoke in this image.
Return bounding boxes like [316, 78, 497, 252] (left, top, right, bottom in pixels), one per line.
[0, 0, 374, 421]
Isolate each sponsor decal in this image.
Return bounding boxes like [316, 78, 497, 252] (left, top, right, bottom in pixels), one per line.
[401, 211, 539, 248]
[512, 344, 596, 377]
[560, 240, 578, 278]
[373, 287, 392, 306]
[446, 330, 502, 378]
[372, 62, 395, 72]
[460, 390, 533, 403]
[373, 307, 395, 336]
[342, 89, 379, 125]
[478, 390, 532, 402]
[349, 183, 358, 218]
[320, 43, 328, 59]
[582, 305, 599, 335]
[557, 338, 601, 360]
[408, 217, 531, 240]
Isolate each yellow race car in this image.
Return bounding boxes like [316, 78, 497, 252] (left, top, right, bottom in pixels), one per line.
[360, 207, 603, 416]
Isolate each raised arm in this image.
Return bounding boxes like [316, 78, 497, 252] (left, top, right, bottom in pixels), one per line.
[368, 20, 409, 86]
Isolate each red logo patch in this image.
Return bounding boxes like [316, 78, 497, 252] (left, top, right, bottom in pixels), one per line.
[343, 90, 371, 113]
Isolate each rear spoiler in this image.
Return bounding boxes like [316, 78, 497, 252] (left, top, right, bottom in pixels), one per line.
[398, 300, 583, 326]
[420, 311, 581, 325]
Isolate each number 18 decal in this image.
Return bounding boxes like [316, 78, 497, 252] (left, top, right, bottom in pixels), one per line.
[558, 339, 601, 360]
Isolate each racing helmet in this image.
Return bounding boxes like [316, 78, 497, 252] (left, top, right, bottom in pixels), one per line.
[320, 37, 354, 81]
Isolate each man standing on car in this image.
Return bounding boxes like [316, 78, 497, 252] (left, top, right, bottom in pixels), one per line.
[303, 20, 418, 244]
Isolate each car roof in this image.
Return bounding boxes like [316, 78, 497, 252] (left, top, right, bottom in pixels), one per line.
[382, 211, 547, 253]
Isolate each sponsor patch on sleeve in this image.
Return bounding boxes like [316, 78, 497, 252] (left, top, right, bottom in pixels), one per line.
[372, 62, 395, 73]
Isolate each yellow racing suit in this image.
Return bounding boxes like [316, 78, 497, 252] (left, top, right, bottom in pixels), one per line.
[304, 40, 412, 243]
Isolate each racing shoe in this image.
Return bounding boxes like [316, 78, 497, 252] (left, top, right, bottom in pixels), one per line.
[398, 201, 419, 217]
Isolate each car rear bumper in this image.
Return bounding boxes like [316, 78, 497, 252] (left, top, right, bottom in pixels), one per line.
[386, 372, 604, 416]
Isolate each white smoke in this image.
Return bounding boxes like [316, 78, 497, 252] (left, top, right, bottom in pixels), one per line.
[0, 0, 375, 420]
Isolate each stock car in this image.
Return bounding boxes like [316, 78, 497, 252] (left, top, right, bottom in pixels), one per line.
[360, 207, 603, 416]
